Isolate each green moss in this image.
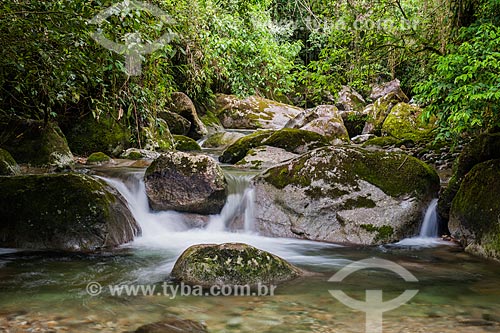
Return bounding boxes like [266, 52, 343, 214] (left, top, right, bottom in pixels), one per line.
[200, 110, 222, 128]
[87, 152, 111, 164]
[0, 120, 73, 168]
[127, 151, 144, 160]
[219, 130, 274, 163]
[263, 146, 439, 199]
[342, 196, 376, 210]
[360, 224, 394, 242]
[0, 173, 139, 251]
[263, 128, 329, 153]
[362, 136, 402, 147]
[171, 243, 301, 288]
[382, 103, 435, 142]
[65, 113, 131, 157]
[451, 160, 500, 259]
[173, 135, 201, 151]
[0, 148, 20, 175]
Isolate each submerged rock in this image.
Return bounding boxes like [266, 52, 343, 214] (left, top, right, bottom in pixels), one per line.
[0, 119, 73, 169]
[449, 160, 500, 260]
[0, 148, 20, 175]
[236, 146, 299, 170]
[219, 129, 328, 164]
[215, 94, 303, 130]
[0, 174, 140, 251]
[169, 92, 207, 140]
[135, 318, 207, 333]
[171, 243, 302, 288]
[144, 152, 227, 214]
[252, 146, 439, 245]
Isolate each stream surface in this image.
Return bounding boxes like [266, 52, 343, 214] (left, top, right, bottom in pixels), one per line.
[1, 166, 499, 333]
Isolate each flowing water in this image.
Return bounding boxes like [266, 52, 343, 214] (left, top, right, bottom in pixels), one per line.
[1, 168, 500, 332]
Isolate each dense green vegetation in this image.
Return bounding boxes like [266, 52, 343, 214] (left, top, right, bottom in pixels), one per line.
[0, 0, 498, 146]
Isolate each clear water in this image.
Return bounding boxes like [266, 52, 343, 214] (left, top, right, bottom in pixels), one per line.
[1, 168, 499, 332]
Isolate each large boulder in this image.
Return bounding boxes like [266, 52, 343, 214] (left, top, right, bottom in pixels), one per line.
[219, 129, 329, 164]
[0, 119, 73, 169]
[142, 117, 175, 152]
[438, 133, 500, 222]
[0, 148, 20, 175]
[202, 131, 245, 149]
[236, 146, 299, 170]
[169, 92, 207, 140]
[219, 131, 274, 164]
[370, 79, 408, 101]
[158, 110, 191, 136]
[382, 103, 435, 142]
[285, 105, 350, 143]
[252, 146, 439, 245]
[0, 174, 140, 251]
[449, 160, 500, 260]
[135, 319, 207, 333]
[171, 243, 302, 288]
[173, 135, 201, 152]
[336, 86, 366, 113]
[215, 94, 303, 130]
[65, 113, 130, 157]
[362, 90, 410, 134]
[144, 152, 227, 214]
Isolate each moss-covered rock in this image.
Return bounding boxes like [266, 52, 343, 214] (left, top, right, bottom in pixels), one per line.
[145, 152, 227, 214]
[438, 133, 500, 222]
[200, 110, 224, 135]
[362, 136, 402, 148]
[173, 135, 201, 151]
[142, 118, 175, 152]
[220, 129, 329, 164]
[0, 148, 20, 175]
[363, 92, 409, 134]
[86, 152, 112, 165]
[382, 103, 435, 142]
[171, 243, 302, 288]
[449, 160, 500, 260]
[121, 148, 160, 160]
[215, 94, 303, 130]
[0, 173, 140, 251]
[0, 119, 74, 169]
[202, 131, 245, 149]
[235, 146, 299, 170]
[158, 110, 191, 136]
[252, 146, 439, 245]
[169, 92, 207, 140]
[336, 86, 366, 113]
[219, 130, 274, 164]
[369, 79, 409, 101]
[286, 105, 350, 143]
[65, 113, 130, 157]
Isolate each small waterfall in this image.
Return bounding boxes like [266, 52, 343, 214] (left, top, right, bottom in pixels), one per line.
[206, 173, 255, 232]
[419, 199, 439, 237]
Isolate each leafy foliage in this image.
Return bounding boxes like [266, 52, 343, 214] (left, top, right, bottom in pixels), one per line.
[415, 23, 500, 139]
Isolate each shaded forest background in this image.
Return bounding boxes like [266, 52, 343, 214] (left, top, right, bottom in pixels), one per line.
[0, 0, 498, 143]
